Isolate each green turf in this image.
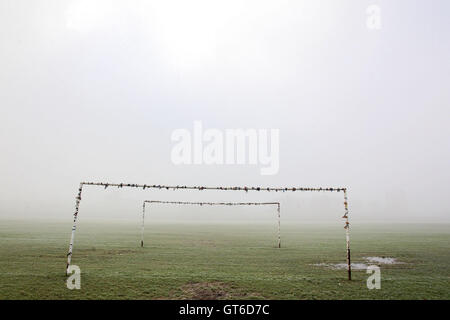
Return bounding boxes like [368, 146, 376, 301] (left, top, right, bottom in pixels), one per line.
[0, 219, 448, 299]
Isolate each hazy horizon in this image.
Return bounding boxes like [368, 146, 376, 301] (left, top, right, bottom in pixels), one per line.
[1, 1, 449, 223]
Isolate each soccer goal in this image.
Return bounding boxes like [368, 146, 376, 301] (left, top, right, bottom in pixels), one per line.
[66, 182, 351, 280]
[140, 200, 281, 248]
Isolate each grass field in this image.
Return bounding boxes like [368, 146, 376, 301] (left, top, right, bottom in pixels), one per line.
[0, 219, 449, 300]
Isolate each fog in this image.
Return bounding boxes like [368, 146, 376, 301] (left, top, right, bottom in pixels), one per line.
[0, 0, 449, 223]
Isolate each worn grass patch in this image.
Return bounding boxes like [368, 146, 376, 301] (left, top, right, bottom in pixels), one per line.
[165, 281, 265, 300]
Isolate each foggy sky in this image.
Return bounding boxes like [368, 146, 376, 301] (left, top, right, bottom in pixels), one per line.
[0, 0, 449, 223]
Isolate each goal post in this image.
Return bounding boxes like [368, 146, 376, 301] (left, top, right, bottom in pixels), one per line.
[66, 182, 351, 280]
[140, 200, 281, 249]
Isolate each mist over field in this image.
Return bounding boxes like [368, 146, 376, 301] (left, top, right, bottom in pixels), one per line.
[0, 1, 449, 223]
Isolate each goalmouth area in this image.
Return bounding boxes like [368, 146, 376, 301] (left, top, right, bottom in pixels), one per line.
[141, 200, 281, 248]
[66, 181, 352, 280]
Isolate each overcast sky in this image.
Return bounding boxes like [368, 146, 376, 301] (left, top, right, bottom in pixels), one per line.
[0, 0, 449, 223]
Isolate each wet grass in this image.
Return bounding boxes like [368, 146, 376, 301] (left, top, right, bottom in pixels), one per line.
[0, 219, 448, 299]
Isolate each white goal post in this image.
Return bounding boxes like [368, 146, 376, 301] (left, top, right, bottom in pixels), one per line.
[66, 182, 351, 280]
[140, 200, 281, 248]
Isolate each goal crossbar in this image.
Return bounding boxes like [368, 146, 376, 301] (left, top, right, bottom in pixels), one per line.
[66, 181, 351, 280]
[141, 200, 281, 249]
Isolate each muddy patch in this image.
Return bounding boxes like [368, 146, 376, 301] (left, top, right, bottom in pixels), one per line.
[180, 282, 231, 300]
[163, 282, 263, 300]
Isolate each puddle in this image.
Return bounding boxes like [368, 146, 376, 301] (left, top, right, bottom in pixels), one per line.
[312, 263, 368, 270]
[313, 256, 404, 270]
[364, 256, 402, 264]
